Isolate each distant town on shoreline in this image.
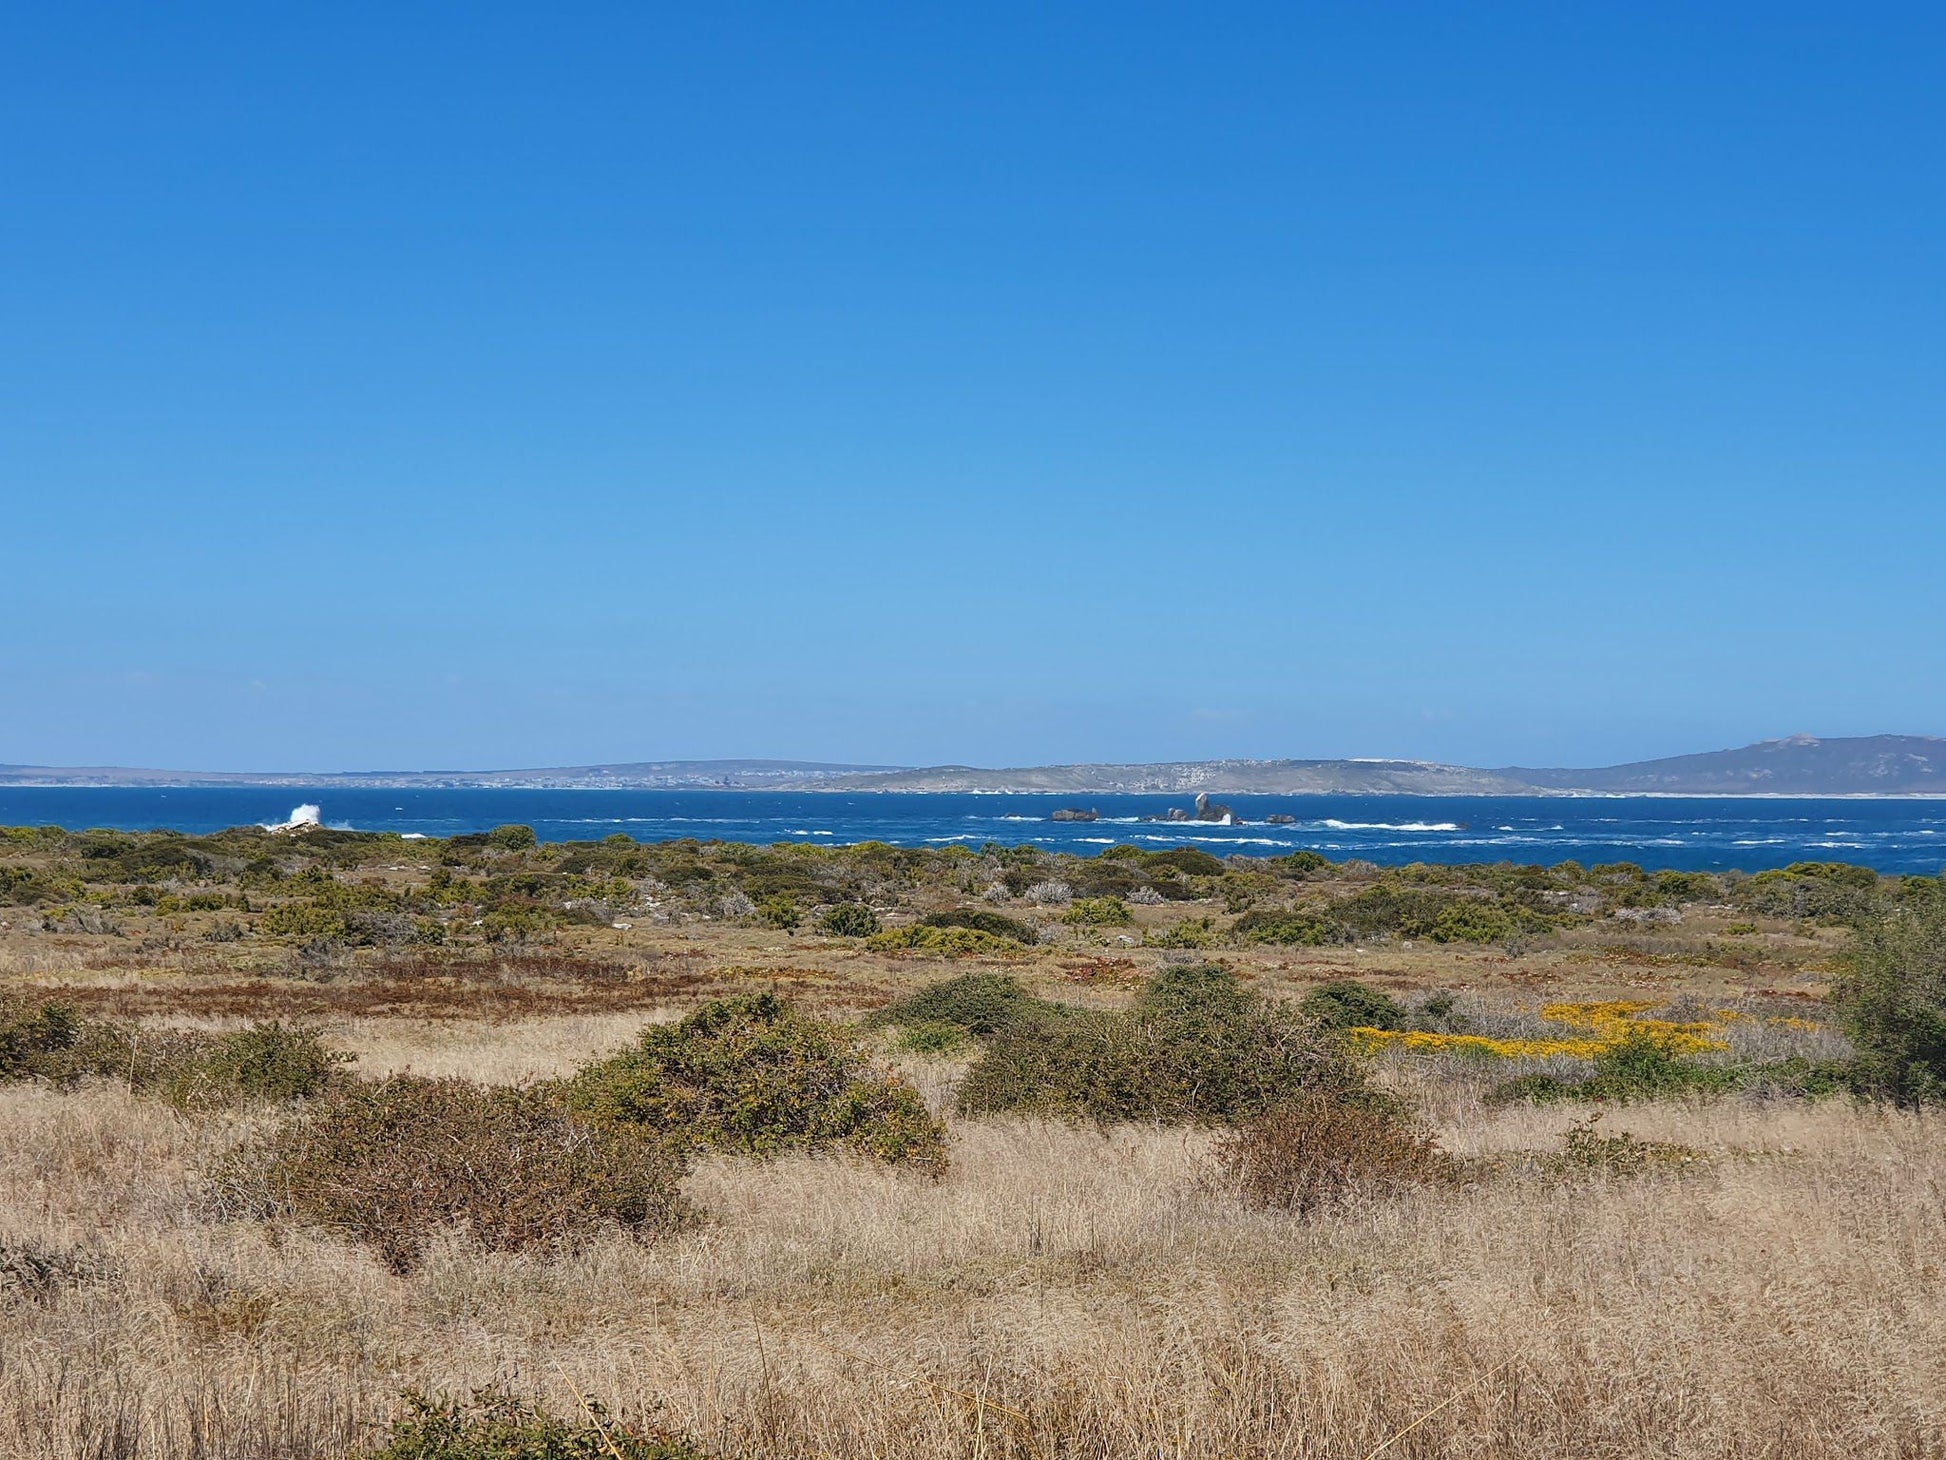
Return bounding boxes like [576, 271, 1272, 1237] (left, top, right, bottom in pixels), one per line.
[3, 733, 1943, 797]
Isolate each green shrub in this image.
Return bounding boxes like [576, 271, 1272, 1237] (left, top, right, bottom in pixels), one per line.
[1145, 916, 1216, 949]
[920, 908, 1039, 944]
[1299, 980, 1404, 1032]
[150, 1021, 346, 1109]
[1065, 896, 1132, 927]
[1833, 903, 1946, 1104]
[863, 972, 1065, 1040]
[488, 825, 539, 852]
[258, 902, 350, 941]
[1143, 848, 1226, 877]
[956, 963, 1373, 1124]
[1217, 1092, 1451, 1215]
[1493, 1029, 1744, 1105]
[818, 902, 881, 937]
[562, 994, 947, 1171]
[0, 998, 81, 1079]
[1233, 909, 1344, 946]
[1429, 900, 1515, 945]
[1275, 851, 1330, 876]
[866, 924, 1021, 956]
[1, 1005, 340, 1108]
[368, 1388, 706, 1460]
[896, 1021, 970, 1054]
[757, 894, 801, 931]
[226, 1076, 691, 1273]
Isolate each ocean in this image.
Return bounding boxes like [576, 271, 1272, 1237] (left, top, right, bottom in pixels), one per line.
[2, 787, 1943, 874]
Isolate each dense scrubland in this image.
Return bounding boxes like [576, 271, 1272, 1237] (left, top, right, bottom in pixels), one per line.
[2, 823, 1944, 1458]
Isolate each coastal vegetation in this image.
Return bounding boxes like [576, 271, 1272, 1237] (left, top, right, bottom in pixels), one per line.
[0, 821, 1943, 1455]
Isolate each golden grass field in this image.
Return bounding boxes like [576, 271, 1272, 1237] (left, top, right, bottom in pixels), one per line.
[2, 873, 1940, 1458]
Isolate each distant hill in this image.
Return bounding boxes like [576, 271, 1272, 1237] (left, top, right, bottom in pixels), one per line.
[3, 736, 1942, 795]
[0, 759, 890, 790]
[799, 759, 1528, 794]
[1502, 734, 1946, 796]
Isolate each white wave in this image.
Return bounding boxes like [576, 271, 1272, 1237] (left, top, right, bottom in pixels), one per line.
[400, 832, 428, 840]
[1320, 819, 1460, 833]
[1135, 833, 1286, 847]
[263, 804, 321, 832]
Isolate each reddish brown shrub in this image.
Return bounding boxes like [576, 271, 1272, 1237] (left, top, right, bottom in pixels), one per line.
[1216, 1093, 1453, 1216]
[225, 1076, 691, 1271]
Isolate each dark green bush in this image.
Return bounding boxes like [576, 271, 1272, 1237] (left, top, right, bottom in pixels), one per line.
[819, 902, 881, 937]
[1064, 896, 1132, 927]
[488, 825, 539, 851]
[227, 1076, 691, 1272]
[150, 1021, 346, 1109]
[0, 998, 81, 1079]
[1833, 903, 1946, 1105]
[1, 1004, 340, 1107]
[561, 994, 947, 1171]
[956, 963, 1374, 1124]
[1299, 980, 1404, 1032]
[757, 894, 801, 931]
[863, 972, 1066, 1040]
[368, 1388, 706, 1460]
[1274, 851, 1330, 876]
[1143, 848, 1226, 878]
[920, 908, 1039, 945]
[1233, 909, 1345, 947]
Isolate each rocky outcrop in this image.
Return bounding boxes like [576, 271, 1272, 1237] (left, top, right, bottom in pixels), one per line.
[1050, 808, 1099, 822]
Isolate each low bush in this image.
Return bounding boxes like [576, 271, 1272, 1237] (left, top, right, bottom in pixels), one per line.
[1832, 903, 1946, 1105]
[1553, 1112, 1702, 1176]
[0, 998, 82, 1079]
[1144, 916, 1217, 949]
[1299, 980, 1404, 1032]
[757, 894, 800, 931]
[956, 963, 1375, 1124]
[562, 994, 947, 1171]
[368, 1388, 706, 1460]
[1233, 909, 1344, 946]
[866, 924, 1022, 956]
[1217, 1092, 1451, 1215]
[1065, 896, 1132, 927]
[920, 908, 1039, 944]
[141, 1021, 346, 1109]
[1494, 1029, 1745, 1105]
[1, 1002, 341, 1108]
[818, 902, 880, 937]
[863, 972, 1067, 1040]
[227, 1076, 691, 1272]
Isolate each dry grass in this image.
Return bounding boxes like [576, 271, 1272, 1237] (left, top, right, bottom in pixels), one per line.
[0, 1027, 1942, 1458]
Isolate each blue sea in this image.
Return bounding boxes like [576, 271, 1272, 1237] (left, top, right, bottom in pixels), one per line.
[2, 788, 1944, 875]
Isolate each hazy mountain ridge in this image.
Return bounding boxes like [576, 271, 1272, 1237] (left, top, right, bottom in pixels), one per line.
[3, 736, 1943, 795]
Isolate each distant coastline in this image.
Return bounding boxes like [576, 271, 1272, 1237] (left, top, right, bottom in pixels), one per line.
[4, 734, 1945, 798]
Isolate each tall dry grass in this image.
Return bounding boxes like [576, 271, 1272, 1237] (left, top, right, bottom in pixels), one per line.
[0, 1060, 1941, 1459]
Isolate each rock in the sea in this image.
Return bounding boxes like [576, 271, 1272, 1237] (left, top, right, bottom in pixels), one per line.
[1265, 812, 1296, 825]
[1050, 808, 1099, 822]
[1192, 792, 1236, 823]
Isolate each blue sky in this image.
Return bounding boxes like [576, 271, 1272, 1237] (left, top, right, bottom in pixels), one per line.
[3, 3, 1942, 772]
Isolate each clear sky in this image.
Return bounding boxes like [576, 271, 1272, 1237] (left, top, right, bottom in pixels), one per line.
[3, 3, 1942, 772]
